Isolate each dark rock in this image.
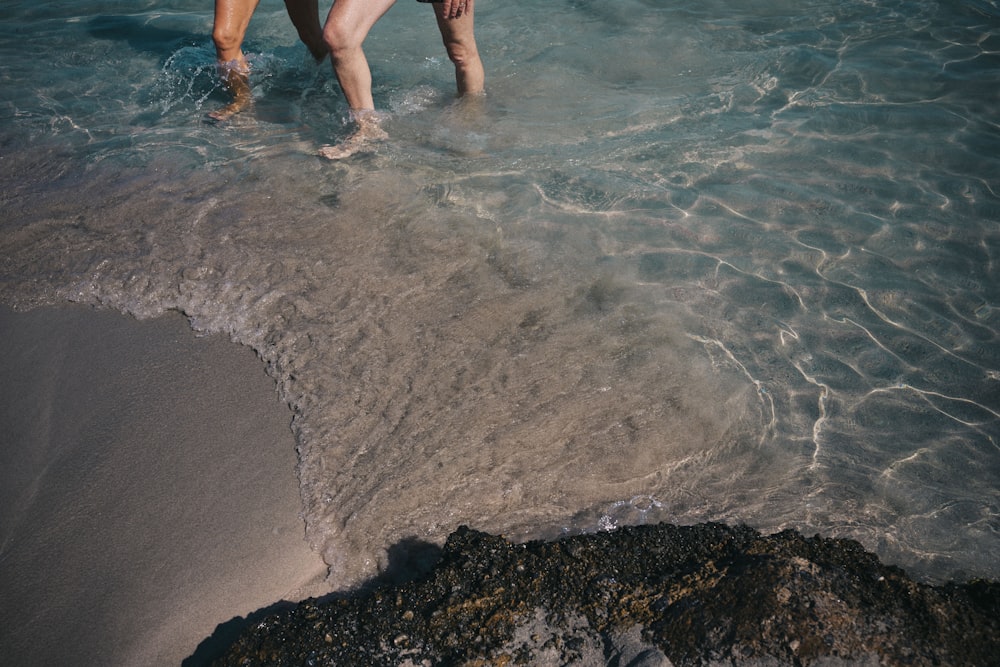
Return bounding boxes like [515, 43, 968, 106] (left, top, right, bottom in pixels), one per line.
[210, 523, 1000, 666]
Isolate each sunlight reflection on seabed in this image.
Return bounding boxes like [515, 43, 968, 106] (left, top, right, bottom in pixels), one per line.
[689, 333, 780, 446]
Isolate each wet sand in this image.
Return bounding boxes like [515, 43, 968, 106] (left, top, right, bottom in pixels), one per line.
[0, 304, 328, 666]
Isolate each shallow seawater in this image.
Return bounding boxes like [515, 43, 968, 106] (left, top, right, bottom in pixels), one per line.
[2, 0, 998, 586]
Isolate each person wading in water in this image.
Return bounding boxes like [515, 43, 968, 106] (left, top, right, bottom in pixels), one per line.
[318, 0, 484, 159]
[210, 0, 326, 121]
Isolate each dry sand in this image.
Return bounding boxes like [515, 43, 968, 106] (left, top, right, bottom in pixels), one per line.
[0, 304, 329, 666]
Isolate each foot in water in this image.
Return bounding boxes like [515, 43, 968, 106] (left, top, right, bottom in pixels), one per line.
[319, 112, 388, 160]
[208, 59, 253, 122]
[208, 99, 250, 122]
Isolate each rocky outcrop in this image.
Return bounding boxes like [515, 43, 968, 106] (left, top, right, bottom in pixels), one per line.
[211, 523, 999, 666]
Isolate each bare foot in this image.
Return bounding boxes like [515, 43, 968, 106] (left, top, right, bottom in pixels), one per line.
[209, 60, 252, 122]
[318, 113, 388, 160]
[207, 98, 251, 122]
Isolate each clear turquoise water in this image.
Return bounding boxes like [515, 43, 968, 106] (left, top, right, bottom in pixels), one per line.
[2, 0, 998, 586]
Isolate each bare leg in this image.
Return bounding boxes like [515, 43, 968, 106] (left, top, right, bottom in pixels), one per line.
[285, 0, 327, 62]
[210, 0, 260, 121]
[433, 0, 484, 97]
[318, 0, 397, 159]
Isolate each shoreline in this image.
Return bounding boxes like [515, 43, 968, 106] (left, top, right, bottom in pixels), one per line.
[0, 304, 329, 666]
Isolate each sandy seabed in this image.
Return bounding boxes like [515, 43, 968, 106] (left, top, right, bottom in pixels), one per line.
[0, 304, 329, 666]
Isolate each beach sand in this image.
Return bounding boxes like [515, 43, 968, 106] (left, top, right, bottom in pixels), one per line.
[0, 304, 329, 666]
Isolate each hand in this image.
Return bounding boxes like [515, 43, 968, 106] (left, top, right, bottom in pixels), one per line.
[440, 0, 472, 20]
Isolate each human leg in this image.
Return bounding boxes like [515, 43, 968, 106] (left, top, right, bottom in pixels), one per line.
[322, 0, 397, 111]
[284, 0, 327, 62]
[211, 0, 261, 121]
[318, 0, 397, 159]
[433, 0, 484, 97]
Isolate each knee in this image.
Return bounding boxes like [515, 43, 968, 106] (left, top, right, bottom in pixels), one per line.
[444, 39, 479, 69]
[212, 25, 243, 55]
[323, 21, 361, 59]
